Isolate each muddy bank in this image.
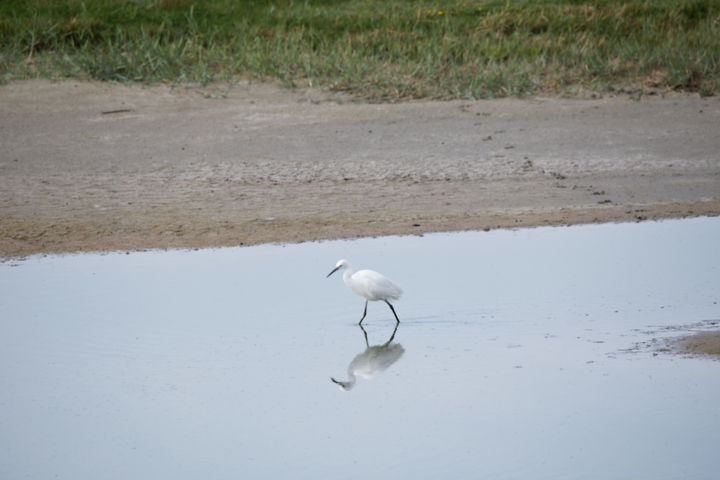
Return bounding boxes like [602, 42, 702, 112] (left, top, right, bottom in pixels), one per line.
[626, 320, 720, 360]
[1, 80, 719, 257]
[674, 331, 720, 358]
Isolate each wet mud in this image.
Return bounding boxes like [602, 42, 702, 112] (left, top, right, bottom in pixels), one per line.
[1, 80, 719, 258]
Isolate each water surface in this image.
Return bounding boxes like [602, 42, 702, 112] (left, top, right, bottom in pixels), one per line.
[1, 218, 719, 479]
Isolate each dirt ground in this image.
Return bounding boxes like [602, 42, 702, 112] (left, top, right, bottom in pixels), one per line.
[674, 331, 720, 357]
[629, 321, 720, 359]
[1, 79, 719, 259]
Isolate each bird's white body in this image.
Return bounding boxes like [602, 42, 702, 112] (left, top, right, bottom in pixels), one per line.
[342, 267, 403, 302]
[327, 259, 403, 324]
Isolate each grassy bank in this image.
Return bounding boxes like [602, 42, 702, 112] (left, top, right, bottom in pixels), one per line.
[1, 0, 718, 99]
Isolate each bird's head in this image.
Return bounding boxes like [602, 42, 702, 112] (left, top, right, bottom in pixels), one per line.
[326, 259, 350, 278]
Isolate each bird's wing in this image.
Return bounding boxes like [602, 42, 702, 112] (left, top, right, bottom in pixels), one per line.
[352, 269, 403, 301]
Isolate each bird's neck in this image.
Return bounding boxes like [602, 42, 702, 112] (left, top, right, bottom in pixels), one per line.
[342, 267, 355, 284]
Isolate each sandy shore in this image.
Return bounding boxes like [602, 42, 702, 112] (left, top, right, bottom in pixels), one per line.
[1, 80, 719, 258]
[674, 331, 720, 357]
[632, 321, 720, 359]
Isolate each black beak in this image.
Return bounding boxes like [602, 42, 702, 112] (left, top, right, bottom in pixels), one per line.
[327, 266, 341, 278]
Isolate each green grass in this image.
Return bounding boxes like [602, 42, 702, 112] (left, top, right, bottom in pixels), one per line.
[1, 0, 719, 99]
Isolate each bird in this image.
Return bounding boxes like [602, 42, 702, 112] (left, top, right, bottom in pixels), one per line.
[326, 259, 403, 325]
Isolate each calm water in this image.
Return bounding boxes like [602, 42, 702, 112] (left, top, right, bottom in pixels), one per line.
[1, 218, 719, 479]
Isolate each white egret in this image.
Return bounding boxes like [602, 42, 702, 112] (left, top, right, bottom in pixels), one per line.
[326, 259, 403, 325]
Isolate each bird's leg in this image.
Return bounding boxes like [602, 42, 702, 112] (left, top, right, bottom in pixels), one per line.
[385, 300, 400, 324]
[358, 300, 368, 325]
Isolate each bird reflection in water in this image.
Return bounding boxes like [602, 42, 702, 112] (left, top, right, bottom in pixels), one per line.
[331, 323, 405, 391]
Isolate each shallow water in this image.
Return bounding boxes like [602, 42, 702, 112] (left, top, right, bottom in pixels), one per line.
[1, 218, 719, 479]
